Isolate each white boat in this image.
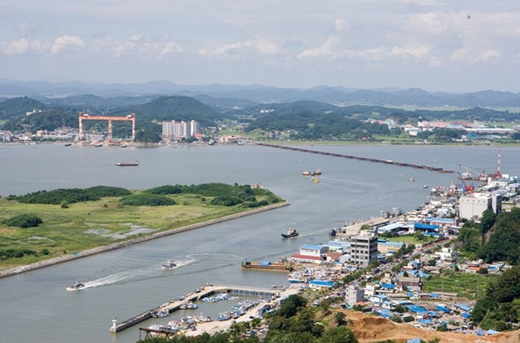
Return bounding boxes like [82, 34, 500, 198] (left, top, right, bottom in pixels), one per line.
[66, 280, 85, 291]
[162, 261, 177, 269]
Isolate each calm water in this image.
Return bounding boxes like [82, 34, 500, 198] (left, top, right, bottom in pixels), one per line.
[0, 143, 518, 343]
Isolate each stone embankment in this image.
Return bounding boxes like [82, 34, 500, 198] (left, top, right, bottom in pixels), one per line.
[0, 202, 290, 279]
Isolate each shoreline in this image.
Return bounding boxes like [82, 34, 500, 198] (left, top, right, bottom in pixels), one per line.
[0, 202, 290, 280]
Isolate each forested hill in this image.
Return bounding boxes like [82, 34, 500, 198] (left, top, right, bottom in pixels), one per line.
[0, 97, 46, 120]
[107, 95, 227, 127]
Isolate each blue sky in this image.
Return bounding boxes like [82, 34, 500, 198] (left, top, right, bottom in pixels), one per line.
[1, 0, 519, 92]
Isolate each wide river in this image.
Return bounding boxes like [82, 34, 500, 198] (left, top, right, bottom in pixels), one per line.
[0, 143, 518, 343]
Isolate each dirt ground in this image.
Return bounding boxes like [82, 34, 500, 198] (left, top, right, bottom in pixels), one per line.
[341, 310, 520, 343]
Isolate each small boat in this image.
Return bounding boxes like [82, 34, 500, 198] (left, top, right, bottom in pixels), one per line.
[64, 143, 72, 147]
[329, 228, 337, 236]
[162, 261, 177, 269]
[151, 309, 169, 318]
[94, 143, 103, 147]
[311, 177, 319, 183]
[281, 229, 299, 239]
[116, 161, 139, 166]
[301, 171, 312, 176]
[66, 280, 85, 291]
[121, 144, 127, 148]
[423, 185, 429, 189]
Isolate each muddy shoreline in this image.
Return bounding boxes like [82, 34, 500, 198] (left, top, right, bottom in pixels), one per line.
[0, 202, 290, 279]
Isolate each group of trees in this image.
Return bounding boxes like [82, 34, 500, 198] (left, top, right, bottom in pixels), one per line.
[456, 208, 520, 264]
[4, 183, 282, 209]
[2, 214, 43, 228]
[471, 264, 520, 330]
[7, 186, 132, 205]
[145, 183, 282, 208]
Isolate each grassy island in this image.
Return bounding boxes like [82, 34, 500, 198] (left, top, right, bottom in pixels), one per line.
[0, 183, 285, 272]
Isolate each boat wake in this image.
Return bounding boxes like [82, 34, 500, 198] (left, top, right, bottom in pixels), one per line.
[78, 258, 197, 289]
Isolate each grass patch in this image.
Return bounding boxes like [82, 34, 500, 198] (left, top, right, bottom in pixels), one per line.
[0, 188, 284, 270]
[422, 273, 497, 299]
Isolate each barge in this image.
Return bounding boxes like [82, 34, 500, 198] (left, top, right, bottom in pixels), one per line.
[241, 260, 293, 272]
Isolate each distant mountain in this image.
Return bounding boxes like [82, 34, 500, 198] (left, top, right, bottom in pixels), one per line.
[0, 96, 47, 120]
[0, 79, 519, 108]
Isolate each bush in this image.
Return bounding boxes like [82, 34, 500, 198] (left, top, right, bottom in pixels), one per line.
[120, 194, 176, 206]
[3, 214, 43, 228]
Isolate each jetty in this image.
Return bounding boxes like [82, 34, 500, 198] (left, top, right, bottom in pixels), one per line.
[110, 284, 291, 334]
[256, 143, 455, 174]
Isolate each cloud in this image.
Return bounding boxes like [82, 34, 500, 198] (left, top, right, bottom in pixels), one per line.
[2, 38, 46, 55]
[244, 38, 282, 55]
[335, 18, 349, 33]
[197, 37, 283, 59]
[297, 36, 338, 59]
[403, 12, 449, 35]
[478, 49, 500, 61]
[50, 35, 84, 55]
[391, 44, 431, 59]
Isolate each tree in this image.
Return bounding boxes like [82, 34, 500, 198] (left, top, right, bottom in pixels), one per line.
[334, 311, 347, 326]
[480, 209, 496, 235]
[318, 326, 358, 343]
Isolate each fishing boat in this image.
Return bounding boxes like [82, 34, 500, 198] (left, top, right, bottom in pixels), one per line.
[66, 280, 85, 291]
[281, 229, 299, 238]
[116, 161, 139, 166]
[162, 261, 177, 269]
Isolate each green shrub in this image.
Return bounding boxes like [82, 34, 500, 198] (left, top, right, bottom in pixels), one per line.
[3, 214, 43, 228]
[120, 194, 176, 206]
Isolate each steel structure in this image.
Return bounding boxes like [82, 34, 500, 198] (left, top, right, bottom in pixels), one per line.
[78, 112, 136, 142]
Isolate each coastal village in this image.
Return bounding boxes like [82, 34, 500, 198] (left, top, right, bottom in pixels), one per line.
[135, 166, 520, 341]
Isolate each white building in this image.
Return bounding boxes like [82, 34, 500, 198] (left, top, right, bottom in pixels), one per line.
[435, 247, 457, 263]
[459, 193, 502, 221]
[346, 283, 364, 307]
[162, 120, 200, 140]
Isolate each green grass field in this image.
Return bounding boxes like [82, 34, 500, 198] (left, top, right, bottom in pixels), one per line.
[0, 193, 280, 270]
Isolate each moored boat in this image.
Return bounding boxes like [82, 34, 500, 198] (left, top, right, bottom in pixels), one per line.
[281, 229, 299, 238]
[116, 161, 139, 166]
[66, 280, 85, 291]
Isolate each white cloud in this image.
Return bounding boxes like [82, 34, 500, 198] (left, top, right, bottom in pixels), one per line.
[334, 18, 349, 33]
[403, 12, 449, 35]
[160, 42, 183, 57]
[244, 38, 282, 55]
[2, 38, 46, 55]
[50, 35, 84, 55]
[478, 49, 500, 61]
[391, 44, 431, 59]
[297, 36, 338, 59]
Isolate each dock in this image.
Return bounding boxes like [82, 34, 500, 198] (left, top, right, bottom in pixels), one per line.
[256, 143, 454, 174]
[110, 284, 285, 333]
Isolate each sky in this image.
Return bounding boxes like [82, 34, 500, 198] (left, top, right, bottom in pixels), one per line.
[1, 0, 520, 93]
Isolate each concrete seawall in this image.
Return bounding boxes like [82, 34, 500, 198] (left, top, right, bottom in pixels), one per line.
[0, 202, 290, 279]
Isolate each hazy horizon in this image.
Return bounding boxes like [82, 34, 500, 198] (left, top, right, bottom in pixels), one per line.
[1, 1, 520, 93]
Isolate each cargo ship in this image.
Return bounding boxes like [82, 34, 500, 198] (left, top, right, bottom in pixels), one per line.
[241, 260, 293, 272]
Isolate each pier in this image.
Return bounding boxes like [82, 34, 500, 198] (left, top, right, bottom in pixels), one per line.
[110, 284, 285, 333]
[256, 143, 455, 174]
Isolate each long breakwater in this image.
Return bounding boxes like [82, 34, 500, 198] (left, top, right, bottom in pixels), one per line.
[256, 143, 455, 174]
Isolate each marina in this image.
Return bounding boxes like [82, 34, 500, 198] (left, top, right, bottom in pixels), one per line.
[111, 284, 293, 334]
